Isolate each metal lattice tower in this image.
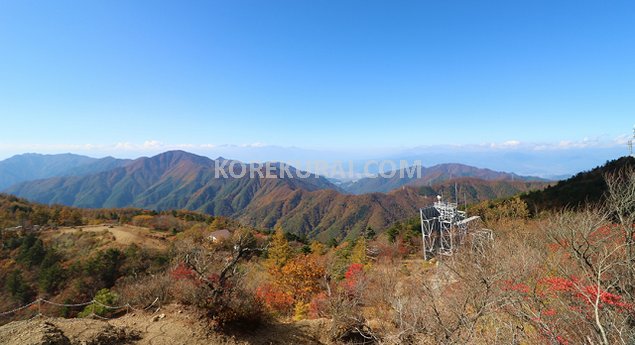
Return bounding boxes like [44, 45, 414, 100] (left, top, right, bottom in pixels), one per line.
[629, 126, 635, 157]
[419, 195, 481, 260]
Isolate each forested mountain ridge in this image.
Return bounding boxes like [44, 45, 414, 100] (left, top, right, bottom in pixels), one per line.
[4, 150, 338, 209]
[521, 156, 635, 213]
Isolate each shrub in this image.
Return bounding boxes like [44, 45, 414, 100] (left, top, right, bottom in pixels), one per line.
[308, 292, 329, 318]
[78, 288, 119, 318]
[277, 255, 325, 303]
[39, 264, 65, 293]
[172, 233, 266, 329]
[293, 301, 310, 321]
[84, 248, 124, 288]
[5, 269, 35, 304]
[256, 283, 294, 315]
[17, 234, 46, 268]
[116, 273, 172, 308]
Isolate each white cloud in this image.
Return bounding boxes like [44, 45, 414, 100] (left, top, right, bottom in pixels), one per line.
[486, 140, 521, 149]
[114, 142, 135, 150]
[142, 140, 163, 149]
[614, 133, 633, 145]
[439, 135, 633, 152]
[107, 141, 222, 152]
[239, 142, 267, 148]
[502, 140, 521, 147]
[0, 135, 631, 161]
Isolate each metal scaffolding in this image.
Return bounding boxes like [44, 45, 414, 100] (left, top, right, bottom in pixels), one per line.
[419, 196, 482, 260]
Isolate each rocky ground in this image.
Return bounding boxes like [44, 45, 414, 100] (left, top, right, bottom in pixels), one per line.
[0, 304, 334, 345]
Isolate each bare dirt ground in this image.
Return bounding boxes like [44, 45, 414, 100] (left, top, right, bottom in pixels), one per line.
[42, 224, 170, 250]
[0, 304, 334, 345]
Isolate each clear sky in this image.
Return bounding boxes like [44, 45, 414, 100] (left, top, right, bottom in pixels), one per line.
[0, 0, 634, 159]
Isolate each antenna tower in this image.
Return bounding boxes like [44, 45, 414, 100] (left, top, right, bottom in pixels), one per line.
[420, 196, 484, 259]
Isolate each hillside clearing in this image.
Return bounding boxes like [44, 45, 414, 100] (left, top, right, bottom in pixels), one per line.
[42, 224, 170, 250]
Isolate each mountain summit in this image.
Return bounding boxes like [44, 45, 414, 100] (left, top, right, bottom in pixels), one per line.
[4, 150, 339, 211]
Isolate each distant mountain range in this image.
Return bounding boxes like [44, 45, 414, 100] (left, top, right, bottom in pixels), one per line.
[341, 163, 546, 195]
[1, 151, 549, 239]
[0, 153, 130, 190]
[4, 151, 337, 209]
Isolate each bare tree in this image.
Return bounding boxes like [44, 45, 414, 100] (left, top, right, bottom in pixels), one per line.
[604, 167, 635, 299]
[176, 230, 267, 326]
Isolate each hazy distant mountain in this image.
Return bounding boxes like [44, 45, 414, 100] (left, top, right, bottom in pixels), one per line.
[382, 146, 627, 178]
[0, 153, 131, 190]
[522, 156, 635, 213]
[341, 163, 546, 194]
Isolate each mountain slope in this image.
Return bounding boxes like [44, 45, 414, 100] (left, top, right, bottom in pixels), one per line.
[0, 153, 130, 190]
[415, 178, 550, 204]
[521, 156, 635, 212]
[237, 187, 430, 241]
[342, 163, 546, 194]
[237, 178, 548, 240]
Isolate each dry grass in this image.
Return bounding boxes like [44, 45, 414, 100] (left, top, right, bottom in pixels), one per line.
[41, 224, 170, 250]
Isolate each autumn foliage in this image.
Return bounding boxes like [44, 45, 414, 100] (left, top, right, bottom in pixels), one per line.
[258, 229, 327, 318]
[255, 283, 294, 315]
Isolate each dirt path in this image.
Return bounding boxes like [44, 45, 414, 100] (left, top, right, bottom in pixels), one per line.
[50, 224, 169, 250]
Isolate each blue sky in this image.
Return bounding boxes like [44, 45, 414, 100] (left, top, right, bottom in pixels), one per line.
[0, 0, 634, 169]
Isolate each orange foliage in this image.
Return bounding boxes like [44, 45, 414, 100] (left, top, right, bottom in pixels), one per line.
[258, 253, 326, 316]
[277, 255, 326, 302]
[343, 263, 364, 294]
[256, 283, 294, 314]
[309, 292, 329, 318]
